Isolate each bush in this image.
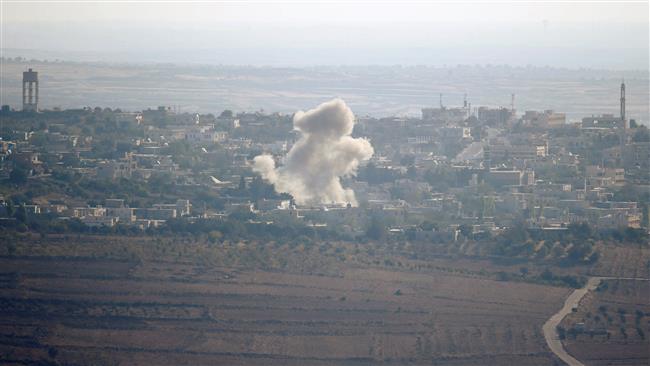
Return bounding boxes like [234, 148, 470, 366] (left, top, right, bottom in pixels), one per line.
[366, 216, 387, 241]
[599, 305, 608, 314]
[496, 271, 512, 281]
[9, 167, 28, 185]
[541, 268, 554, 281]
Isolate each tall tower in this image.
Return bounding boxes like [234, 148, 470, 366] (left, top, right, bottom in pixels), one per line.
[620, 80, 626, 128]
[619, 81, 627, 151]
[22, 68, 39, 112]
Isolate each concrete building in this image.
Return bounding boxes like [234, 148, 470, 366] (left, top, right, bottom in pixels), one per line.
[185, 126, 228, 144]
[422, 106, 469, 123]
[488, 143, 547, 161]
[624, 142, 650, 169]
[586, 203, 641, 229]
[477, 107, 515, 127]
[256, 199, 291, 211]
[97, 158, 137, 180]
[81, 215, 118, 228]
[581, 114, 624, 129]
[22, 69, 39, 112]
[72, 206, 107, 218]
[135, 207, 176, 220]
[623, 142, 650, 184]
[585, 166, 625, 186]
[106, 207, 135, 223]
[486, 170, 534, 188]
[174, 199, 191, 216]
[521, 110, 565, 128]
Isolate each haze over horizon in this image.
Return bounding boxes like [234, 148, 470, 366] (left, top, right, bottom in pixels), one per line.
[2, 1, 648, 69]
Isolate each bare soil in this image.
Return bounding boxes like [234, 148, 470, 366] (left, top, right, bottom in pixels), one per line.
[0, 235, 572, 365]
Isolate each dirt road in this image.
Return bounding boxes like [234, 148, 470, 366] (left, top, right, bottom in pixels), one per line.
[543, 276, 649, 366]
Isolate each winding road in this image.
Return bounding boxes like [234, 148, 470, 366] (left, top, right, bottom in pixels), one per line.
[542, 276, 650, 366]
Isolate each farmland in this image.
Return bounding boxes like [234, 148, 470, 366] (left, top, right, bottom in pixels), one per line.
[0, 234, 578, 365]
[560, 278, 650, 366]
[1, 233, 648, 365]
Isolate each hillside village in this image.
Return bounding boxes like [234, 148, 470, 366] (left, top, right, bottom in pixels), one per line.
[1, 78, 648, 260]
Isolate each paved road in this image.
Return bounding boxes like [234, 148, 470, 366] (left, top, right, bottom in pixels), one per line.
[543, 276, 650, 366]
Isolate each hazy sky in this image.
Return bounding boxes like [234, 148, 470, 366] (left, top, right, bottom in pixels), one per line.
[2, 1, 649, 68]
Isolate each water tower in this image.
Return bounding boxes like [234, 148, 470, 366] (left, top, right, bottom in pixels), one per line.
[22, 68, 39, 112]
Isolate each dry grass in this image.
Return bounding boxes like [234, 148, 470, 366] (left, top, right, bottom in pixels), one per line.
[0, 234, 572, 365]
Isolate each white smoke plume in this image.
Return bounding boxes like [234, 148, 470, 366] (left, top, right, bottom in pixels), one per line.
[252, 99, 374, 206]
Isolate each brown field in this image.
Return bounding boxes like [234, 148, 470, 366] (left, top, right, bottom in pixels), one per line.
[589, 244, 650, 279]
[0, 234, 578, 365]
[561, 279, 650, 366]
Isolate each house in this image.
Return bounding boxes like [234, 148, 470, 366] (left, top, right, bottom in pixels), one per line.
[521, 110, 566, 128]
[185, 126, 228, 144]
[582, 114, 624, 129]
[97, 159, 136, 180]
[486, 170, 534, 188]
[81, 215, 118, 227]
[105, 207, 135, 223]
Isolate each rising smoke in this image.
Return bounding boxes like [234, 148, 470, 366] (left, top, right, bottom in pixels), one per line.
[252, 99, 374, 206]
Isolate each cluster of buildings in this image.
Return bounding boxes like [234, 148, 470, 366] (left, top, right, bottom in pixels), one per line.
[70, 199, 191, 228]
[0, 69, 647, 238]
[0, 194, 192, 229]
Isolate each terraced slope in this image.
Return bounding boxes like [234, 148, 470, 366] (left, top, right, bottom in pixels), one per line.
[0, 253, 568, 366]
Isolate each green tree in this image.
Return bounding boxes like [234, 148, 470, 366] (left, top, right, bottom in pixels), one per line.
[5, 201, 15, 217]
[366, 216, 387, 241]
[419, 220, 438, 231]
[458, 224, 473, 239]
[167, 140, 191, 157]
[219, 109, 234, 118]
[61, 154, 81, 168]
[406, 166, 417, 179]
[567, 241, 593, 263]
[9, 167, 28, 185]
[29, 132, 48, 147]
[250, 176, 275, 201]
[568, 222, 592, 240]
[14, 204, 27, 223]
[116, 141, 133, 154]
